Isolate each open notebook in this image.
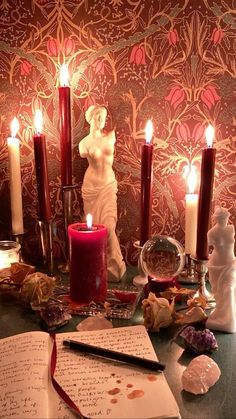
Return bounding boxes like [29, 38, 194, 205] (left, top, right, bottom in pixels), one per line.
[0, 325, 180, 418]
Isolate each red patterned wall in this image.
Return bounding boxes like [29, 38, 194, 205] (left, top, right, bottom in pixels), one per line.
[0, 0, 235, 266]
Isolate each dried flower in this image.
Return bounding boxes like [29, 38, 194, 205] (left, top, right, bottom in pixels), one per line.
[20, 272, 55, 306]
[175, 306, 207, 325]
[142, 292, 174, 332]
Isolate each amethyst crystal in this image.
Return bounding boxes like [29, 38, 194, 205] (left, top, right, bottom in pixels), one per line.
[180, 325, 218, 354]
[40, 304, 71, 331]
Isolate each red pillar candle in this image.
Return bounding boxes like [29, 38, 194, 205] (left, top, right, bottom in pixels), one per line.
[33, 110, 52, 221]
[68, 214, 108, 303]
[140, 120, 154, 246]
[59, 64, 72, 186]
[196, 125, 216, 260]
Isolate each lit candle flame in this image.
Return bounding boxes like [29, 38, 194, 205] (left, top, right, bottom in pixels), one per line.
[205, 124, 214, 147]
[86, 213, 93, 229]
[183, 164, 198, 194]
[60, 64, 69, 87]
[34, 110, 43, 134]
[187, 165, 198, 194]
[145, 120, 153, 144]
[10, 117, 19, 138]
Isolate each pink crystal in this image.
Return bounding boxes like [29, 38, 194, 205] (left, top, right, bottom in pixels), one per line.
[182, 355, 221, 394]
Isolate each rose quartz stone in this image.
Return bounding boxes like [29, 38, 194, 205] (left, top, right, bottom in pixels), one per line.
[76, 315, 113, 331]
[182, 355, 221, 394]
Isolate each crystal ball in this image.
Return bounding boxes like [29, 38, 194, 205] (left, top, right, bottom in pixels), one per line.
[140, 235, 185, 281]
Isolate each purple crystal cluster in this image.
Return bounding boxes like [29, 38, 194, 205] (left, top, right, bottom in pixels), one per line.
[180, 326, 218, 354]
[40, 304, 71, 331]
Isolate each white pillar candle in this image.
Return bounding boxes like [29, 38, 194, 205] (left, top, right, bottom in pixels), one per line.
[185, 193, 198, 255]
[185, 165, 198, 256]
[7, 117, 24, 234]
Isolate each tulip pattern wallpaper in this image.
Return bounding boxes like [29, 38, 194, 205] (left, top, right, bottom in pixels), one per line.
[0, 0, 235, 265]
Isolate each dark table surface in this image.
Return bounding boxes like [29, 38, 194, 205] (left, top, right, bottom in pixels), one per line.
[0, 266, 235, 419]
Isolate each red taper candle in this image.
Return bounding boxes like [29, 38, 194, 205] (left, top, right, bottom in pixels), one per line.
[59, 64, 72, 186]
[33, 110, 52, 221]
[68, 214, 108, 303]
[196, 124, 216, 260]
[140, 120, 154, 246]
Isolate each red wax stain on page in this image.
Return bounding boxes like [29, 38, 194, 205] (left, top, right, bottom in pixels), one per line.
[126, 383, 133, 388]
[127, 389, 144, 399]
[116, 379, 122, 384]
[108, 387, 120, 395]
[110, 398, 118, 404]
[147, 374, 157, 381]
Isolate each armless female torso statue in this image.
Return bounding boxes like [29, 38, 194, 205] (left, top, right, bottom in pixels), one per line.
[79, 105, 126, 281]
[206, 206, 236, 333]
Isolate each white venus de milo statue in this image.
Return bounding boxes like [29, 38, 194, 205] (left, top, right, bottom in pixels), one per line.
[206, 206, 236, 333]
[79, 105, 126, 281]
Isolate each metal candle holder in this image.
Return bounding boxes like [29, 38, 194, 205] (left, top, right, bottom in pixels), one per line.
[132, 240, 148, 287]
[38, 220, 54, 276]
[59, 184, 77, 273]
[192, 257, 215, 308]
[178, 253, 198, 284]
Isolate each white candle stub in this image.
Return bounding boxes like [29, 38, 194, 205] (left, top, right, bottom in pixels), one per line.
[184, 165, 198, 255]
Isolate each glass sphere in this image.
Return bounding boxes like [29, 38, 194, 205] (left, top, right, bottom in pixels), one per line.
[140, 235, 185, 281]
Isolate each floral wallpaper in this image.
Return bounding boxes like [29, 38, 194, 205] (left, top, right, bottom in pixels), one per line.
[0, 0, 235, 266]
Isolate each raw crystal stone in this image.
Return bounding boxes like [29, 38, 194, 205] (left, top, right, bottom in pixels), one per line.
[180, 326, 218, 354]
[76, 314, 113, 331]
[40, 304, 71, 331]
[182, 355, 221, 394]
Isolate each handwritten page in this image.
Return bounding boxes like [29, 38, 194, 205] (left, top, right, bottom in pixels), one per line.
[53, 325, 180, 419]
[0, 331, 50, 418]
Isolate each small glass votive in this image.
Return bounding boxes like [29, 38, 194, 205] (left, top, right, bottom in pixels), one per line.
[0, 240, 21, 269]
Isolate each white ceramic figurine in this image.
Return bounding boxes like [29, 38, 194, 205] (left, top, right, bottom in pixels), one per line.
[79, 105, 126, 282]
[206, 206, 236, 333]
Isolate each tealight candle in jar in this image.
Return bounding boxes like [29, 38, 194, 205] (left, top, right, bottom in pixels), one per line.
[0, 241, 21, 269]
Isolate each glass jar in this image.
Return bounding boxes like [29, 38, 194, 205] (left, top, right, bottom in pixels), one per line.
[0, 241, 21, 269]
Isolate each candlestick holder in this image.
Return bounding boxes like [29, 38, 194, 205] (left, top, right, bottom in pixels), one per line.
[58, 184, 77, 273]
[178, 253, 198, 284]
[132, 240, 148, 287]
[38, 220, 54, 276]
[192, 257, 215, 308]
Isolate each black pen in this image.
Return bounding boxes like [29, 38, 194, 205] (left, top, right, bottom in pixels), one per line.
[63, 339, 165, 372]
